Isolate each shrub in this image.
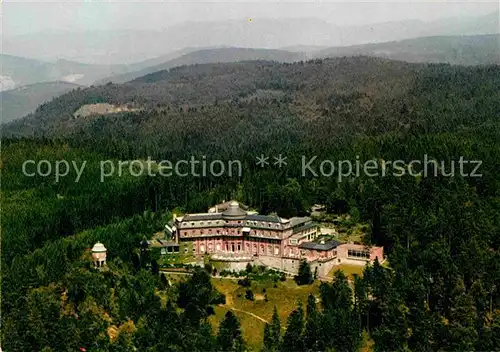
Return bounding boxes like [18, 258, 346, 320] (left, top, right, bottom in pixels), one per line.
[245, 289, 254, 301]
[211, 291, 226, 305]
[246, 263, 253, 273]
[237, 277, 251, 287]
[204, 262, 213, 275]
[206, 306, 215, 315]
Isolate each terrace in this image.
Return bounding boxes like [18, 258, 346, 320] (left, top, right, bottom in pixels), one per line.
[211, 252, 253, 262]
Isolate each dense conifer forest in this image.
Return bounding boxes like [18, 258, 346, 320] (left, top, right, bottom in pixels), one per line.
[2, 57, 500, 351]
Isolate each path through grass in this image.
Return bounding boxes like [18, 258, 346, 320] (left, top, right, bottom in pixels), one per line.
[210, 278, 319, 351]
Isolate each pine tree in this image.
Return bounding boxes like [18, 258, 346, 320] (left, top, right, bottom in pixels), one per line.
[281, 302, 304, 352]
[353, 274, 368, 331]
[304, 294, 322, 351]
[320, 271, 362, 352]
[295, 261, 313, 285]
[447, 288, 478, 351]
[372, 291, 410, 352]
[365, 258, 390, 302]
[216, 311, 245, 352]
[178, 268, 216, 325]
[263, 307, 282, 352]
[263, 323, 273, 352]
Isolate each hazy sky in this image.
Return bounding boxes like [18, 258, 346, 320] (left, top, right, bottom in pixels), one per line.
[3, 0, 499, 37]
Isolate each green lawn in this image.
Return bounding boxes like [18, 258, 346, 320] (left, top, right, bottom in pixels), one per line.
[328, 263, 365, 279]
[162, 253, 198, 265]
[210, 278, 319, 351]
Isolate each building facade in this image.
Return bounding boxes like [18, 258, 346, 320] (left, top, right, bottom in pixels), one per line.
[172, 201, 383, 275]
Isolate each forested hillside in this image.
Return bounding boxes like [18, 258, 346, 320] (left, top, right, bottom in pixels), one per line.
[316, 34, 500, 65]
[2, 56, 500, 351]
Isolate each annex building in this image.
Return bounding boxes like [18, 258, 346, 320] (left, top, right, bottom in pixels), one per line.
[169, 201, 384, 276]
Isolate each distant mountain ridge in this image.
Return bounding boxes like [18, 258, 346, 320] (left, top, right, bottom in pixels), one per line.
[0, 54, 130, 90]
[315, 34, 500, 65]
[103, 34, 499, 85]
[1, 81, 82, 124]
[96, 48, 307, 84]
[3, 12, 497, 64]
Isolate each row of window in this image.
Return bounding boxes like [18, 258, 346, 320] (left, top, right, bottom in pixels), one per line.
[182, 220, 282, 229]
[185, 236, 277, 243]
[347, 249, 370, 259]
[161, 247, 180, 254]
[182, 229, 281, 238]
[195, 242, 281, 256]
[247, 221, 281, 229]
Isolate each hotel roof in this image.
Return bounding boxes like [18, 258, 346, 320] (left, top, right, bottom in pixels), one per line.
[179, 208, 311, 227]
[299, 239, 342, 251]
[246, 214, 282, 223]
[157, 240, 179, 247]
[289, 216, 311, 227]
[182, 213, 222, 221]
[292, 221, 317, 234]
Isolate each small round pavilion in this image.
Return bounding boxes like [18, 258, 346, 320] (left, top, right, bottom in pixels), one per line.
[91, 242, 107, 268]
